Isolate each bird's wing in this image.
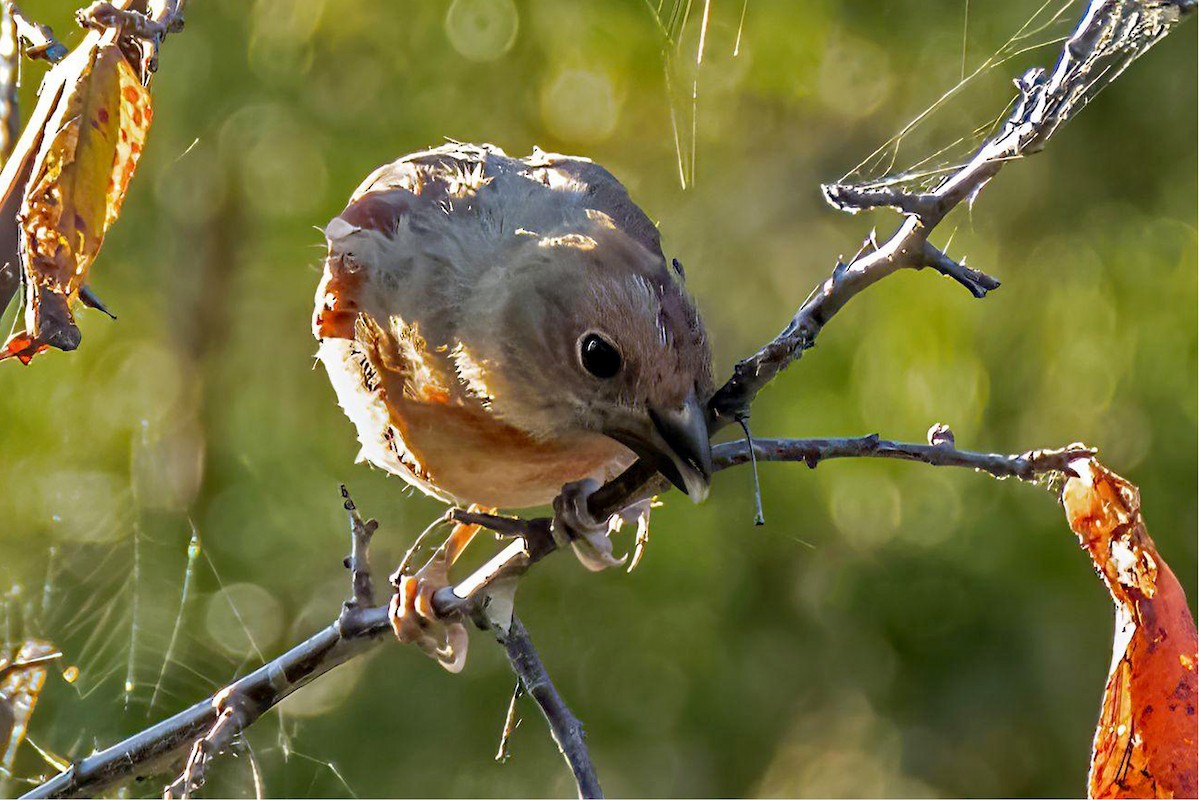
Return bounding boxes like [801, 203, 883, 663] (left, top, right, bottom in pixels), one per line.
[314, 159, 469, 502]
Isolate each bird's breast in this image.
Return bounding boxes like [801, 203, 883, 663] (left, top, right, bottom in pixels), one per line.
[314, 245, 636, 508]
[316, 332, 633, 510]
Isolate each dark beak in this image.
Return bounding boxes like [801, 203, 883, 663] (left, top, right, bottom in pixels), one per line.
[608, 391, 713, 503]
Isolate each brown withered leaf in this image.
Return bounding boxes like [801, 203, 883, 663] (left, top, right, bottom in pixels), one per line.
[1061, 459, 1198, 799]
[0, 640, 59, 776]
[0, 29, 151, 364]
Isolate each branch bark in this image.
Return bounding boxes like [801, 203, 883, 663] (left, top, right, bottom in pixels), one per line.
[492, 616, 603, 799]
[76, 0, 184, 40]
[7, 3, 67, 62]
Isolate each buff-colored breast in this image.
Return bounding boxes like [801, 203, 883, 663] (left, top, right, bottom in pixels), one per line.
[316, 335, 633, 509]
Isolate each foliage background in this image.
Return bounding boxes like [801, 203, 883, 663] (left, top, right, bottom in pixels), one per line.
[0, 1, 1195, 797]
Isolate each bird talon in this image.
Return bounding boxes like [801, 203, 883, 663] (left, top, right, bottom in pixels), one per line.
[552, 479, 629, 572]
[388, 519, 479, 673]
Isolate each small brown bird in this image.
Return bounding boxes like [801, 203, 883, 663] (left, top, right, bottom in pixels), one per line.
[313, 143, 713, 668]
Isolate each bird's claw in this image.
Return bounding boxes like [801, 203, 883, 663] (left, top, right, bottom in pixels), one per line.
[611, 497, 655, 572]
[388, 520, 478, 673]
[552, 479, 628, 572]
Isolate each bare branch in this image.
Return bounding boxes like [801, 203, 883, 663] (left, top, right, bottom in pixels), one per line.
[22, 603, 392, 799]
[6, 3, 67, 63]
[821, 183, 944, 220]
[712, 434, 1096, 483]
[921, 242, 1001, 299]
[76, 0, 185, 74]
[491, 616, 602, 799]
[437, 432, 1095, 616]
[162, 690, 266, 800]
[708, 0, 1195, 425]
[75, 1, 181, 40]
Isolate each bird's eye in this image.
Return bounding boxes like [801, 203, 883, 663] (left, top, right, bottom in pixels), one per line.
[579, 333, 622, 379]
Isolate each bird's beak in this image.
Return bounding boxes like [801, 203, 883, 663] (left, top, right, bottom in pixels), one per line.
[607, 391, 713, 503]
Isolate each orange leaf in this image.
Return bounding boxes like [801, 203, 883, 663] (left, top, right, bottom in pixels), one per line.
[1062, 459, 1198, 799]
[0, 30, 151, 363]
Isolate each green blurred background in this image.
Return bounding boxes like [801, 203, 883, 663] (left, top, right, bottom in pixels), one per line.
[0, 1, 1195, 797]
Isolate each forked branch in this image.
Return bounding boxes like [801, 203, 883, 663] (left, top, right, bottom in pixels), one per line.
[22, 432, 1093, 799]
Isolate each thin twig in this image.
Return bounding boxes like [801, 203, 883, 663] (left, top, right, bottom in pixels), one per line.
[6, 3, 67, 63]
[708, 0, 1194, 426]
[434, 433, 1095, 611]
[75, 1, 179, 40]
[162, 690, 265, 799]
[492, 616, 602, 799]
[340, 485, 377, 609]
[76, 0, 186, 74]
[711, 434, 1096, 482]
[494, 681, 524, 763]
[21, 606, 392, 799]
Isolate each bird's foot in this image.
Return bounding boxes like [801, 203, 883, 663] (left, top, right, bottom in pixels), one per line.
[388, 518, 479, 673]
[552, 479, 629, 572]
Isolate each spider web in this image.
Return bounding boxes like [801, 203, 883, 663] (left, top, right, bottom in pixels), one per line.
[0, 484, 358, 798]
[643, 0, 1079, 190]
[839, 0, 1190, 195]
[648, 0, 1183, 196]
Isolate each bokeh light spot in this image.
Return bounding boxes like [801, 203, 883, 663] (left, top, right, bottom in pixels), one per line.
[39, 471, 126, 543]
[219, 105, 329, 220]
[817, 35, 893, 120]
[280, 656, 368, 718]
[828, 473, 902, 551]
[540, 67, 620, 145]
[445, 0, 519, 62]
[205, 582, 285, 659]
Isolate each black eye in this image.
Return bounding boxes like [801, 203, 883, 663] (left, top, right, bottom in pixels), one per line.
[579, 333, 622, 379]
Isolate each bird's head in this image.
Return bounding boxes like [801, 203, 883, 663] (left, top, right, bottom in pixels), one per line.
[462, 212, 714, 502]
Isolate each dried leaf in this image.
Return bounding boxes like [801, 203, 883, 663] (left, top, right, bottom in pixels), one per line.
[1, 30, 151, 364]
[0, 640, 59, 775]
[1061, 459, 1198, 799]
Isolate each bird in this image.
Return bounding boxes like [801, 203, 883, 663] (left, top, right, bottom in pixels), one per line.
[313, 143, 713, 669]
